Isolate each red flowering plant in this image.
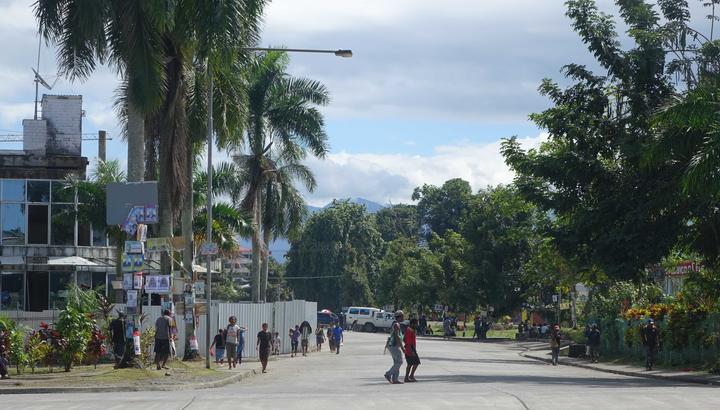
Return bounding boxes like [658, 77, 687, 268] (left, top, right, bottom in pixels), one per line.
[85, 325, 107, 368]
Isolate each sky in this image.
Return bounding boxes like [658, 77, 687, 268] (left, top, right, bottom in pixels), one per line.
[0, 0, 713, 206]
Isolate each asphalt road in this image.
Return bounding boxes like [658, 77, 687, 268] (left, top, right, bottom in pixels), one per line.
[3, 332, 720, 409]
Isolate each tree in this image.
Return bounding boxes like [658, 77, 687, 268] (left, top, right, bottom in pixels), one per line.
[374, 204, 419, 242]
[233, 51, 329, 302]
[412, 178, 473, 238]
[286, 201, 383, 309]
[501, 0, 694, 282]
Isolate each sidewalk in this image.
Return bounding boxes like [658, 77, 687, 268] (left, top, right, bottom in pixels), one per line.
[0, 358, 263, 395]
[521, 346, 720, 386]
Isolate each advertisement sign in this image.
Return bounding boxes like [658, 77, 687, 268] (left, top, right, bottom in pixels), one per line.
[126, 290, 137, 308]
[434, 304, 444, 312]
[122, 253, 144, 273]
[123, 273, 133, 290]
[136, 224, 147, 242]
[125, 241, 144, 254]
[144, 205, 159, 223]
[145, 275, 171, 294]
[194, 281, 205, 297]
[146, 237, 171, 254]
[133, 272, 143, 290]
[199, 242, 219, 256]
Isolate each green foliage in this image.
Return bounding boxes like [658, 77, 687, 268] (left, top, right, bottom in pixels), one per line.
[412, 178, 473, 238]
[586, 281, 664, 321]
[0, 316, 28, 374]
[140, 328, 156, 367]
[55, 305, 94, 372]
[374, 204, 419, 242]
[286, 201, 383, 309]
[25, 331, 51, 373]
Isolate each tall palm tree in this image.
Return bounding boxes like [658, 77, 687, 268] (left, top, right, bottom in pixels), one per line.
[233, 51, 329, 302]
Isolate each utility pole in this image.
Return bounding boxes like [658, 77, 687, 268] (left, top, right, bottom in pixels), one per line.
[205, 66, 214, 369]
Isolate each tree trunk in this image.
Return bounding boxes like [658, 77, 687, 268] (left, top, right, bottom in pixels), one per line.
[251, 191, 262, 303]
[260, 227, 271, 302]
[181, 145, 197, 360]
[126, 103, 145, 182]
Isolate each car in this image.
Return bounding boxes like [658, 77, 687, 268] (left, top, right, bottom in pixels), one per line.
[317, 310, 339, 326]
[346, 306, 399, 332]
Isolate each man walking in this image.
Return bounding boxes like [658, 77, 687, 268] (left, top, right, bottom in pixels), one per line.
[300, 321, 312, 356]
[642, 319, 660, 370]
[290, 325, 300, 357]
[256, 323, 272, 373]
[333, 321, 344, 354]
[154, 309, 173, 370]
[384, 322, 405, 384]
[224, 316, 242, 369]
[109, 311, 126, 368]
[404, 318, 421, 382]
[587, 324, 601, 363]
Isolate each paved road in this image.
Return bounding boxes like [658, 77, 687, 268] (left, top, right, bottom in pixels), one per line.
[3, 332, 720, 409]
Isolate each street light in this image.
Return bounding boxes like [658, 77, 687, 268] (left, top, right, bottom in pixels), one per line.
[204, 46, 352, 368]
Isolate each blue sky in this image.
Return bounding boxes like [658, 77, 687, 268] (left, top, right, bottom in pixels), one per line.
[0, 0, 713, 206]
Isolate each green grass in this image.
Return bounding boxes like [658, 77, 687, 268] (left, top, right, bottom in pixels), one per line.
[425, 323, 517, 339]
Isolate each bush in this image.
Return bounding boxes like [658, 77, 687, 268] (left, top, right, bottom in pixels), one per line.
[55, 304, 95, 372]
[140, 328, 156, 366]
[0, 315, 28, 374]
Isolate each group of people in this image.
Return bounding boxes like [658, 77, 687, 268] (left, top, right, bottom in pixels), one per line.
[383, 310, 421, 384]
[314, 323, 344, 354]
[208, 317, 277, 374]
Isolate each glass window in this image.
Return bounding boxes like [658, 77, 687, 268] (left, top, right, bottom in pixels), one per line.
[51, 181, 74, 203]
[27, 181, 50, 203]
[78, 223, 91, 246]
[1, 272, 24, 310]
[28, 205, 49, 244]
[51, 204, 75, 245]
[92, 272, 107, 294]
[49, 271, 73, 309]
[77, 271, 92, 290]
[349, 308, 359, 315]
[1, 203, 25, 245]
[359, 309, 370, 316]
[92, 227, 107, 247]
[2, 180, 25, 202]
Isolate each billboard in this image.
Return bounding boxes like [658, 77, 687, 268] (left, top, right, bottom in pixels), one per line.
[106, 182, 159, 225]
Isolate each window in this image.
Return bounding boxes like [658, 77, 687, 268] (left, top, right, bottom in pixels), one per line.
[1, 203, 25, 245]
[49, 271, 73, 309]
[77, 271, 92, 290]
[349, 308, 359, 315]
[2, 180, 25, 202]
[28, 205, 49, 244]
[27, 181, 50, 203]
[376, 313, 383, 319]
[51, 181, 74, 203]
[359, 308, 370, 316]
[78, 223, 91, 246]
[92, 227, 107, 247]
[51, 204, 75, 245]
[1, 272, 24, 310]
[92, 272, 107, 294]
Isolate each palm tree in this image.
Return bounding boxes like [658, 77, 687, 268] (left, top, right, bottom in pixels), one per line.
[233, 51, 329, 302]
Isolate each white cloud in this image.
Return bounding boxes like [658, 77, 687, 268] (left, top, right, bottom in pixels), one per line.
[303, 133, 547, 206]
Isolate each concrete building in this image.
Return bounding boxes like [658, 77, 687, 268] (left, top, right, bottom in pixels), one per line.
[0, 95, 115, 311]
[222, 247, 252, 280]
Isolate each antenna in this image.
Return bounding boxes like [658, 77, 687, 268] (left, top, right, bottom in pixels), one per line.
[33, 34, 56, 120]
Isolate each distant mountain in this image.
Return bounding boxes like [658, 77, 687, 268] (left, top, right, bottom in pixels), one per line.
[323, 197, 385, 213]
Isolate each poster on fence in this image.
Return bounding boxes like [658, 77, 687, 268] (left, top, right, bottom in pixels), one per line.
[145, 275, 171, 294]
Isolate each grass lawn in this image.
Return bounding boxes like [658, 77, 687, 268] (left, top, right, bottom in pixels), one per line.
[426, 323, 517, 339]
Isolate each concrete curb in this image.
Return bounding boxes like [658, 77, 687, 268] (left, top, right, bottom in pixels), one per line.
[418, 335, 512, 343]
[0, 367, 258, 395]
[520, 350, 720, 387]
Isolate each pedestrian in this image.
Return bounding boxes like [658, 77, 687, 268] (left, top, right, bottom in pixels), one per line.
[404, 318, 421, 382]
[237, 325, 246, 365]
[588, 324, 601, 363]
[210, 328, 226, 365]
[642, 319, 660, 370]
[328, 324, 336, 353]
[272, 331, 281, 355]
[549, 324, 561, 366]
[224, 316, 242, 369]
[333, 322, 344, 354]
[256, 323, 273, 373]
[473, 316, 481, 340]
[0, 328, 9, 379]
[384, 322, 405, 384]
[583, 324, 591, 358]
[300, 321, 312, 356]
[109, 311, 126, 368]
[443, 316, 452, 340]
[154, 309, 173, 370]
[419, 314, 428, 336]
[316, 325, 325, 351]
[289, 325, 300, 357]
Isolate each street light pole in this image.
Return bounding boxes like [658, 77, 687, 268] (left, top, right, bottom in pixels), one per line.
[205, 64, 214, 369]
[204, 46, 351, 368]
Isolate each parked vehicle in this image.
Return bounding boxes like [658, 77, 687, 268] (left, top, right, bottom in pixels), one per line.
[317, 310, 339, 326]
[346, 306, 396, 332]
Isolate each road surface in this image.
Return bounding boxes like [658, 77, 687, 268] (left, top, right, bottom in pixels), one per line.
[3, 332, 719, 409]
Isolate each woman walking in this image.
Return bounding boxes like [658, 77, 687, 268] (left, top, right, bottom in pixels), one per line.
[327, 324, 336, 353]
[384, 322, 405, 384]
[316, 325, 325, 351]
[404, 318, 421, 382]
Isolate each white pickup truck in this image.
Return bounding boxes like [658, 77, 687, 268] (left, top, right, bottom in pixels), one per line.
[346, 307, 396, 332]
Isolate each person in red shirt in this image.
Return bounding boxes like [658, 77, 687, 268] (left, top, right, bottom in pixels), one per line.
[404, 318, 421, 382]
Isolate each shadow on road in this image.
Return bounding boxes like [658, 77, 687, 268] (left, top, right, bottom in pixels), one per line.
[421, 356, 544, 366]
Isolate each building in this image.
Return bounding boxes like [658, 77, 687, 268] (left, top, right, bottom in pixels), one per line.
[0, 95, 115, 311]
[222, 247, 252, 280]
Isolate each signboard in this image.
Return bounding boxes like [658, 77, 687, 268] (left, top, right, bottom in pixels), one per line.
[126, 290, 137, 308]
[199, 242, 219, 256]
[123, 274, 133, 290]
[145, 275, 171, 294]
[184, 293, 195, 308]
[133, 272, 144, 290]
[552, 294, 559, 303]
[122, 253, 144, 273]
[434, 304, 444, 313]
[106, 182, 158, 225]
[125, 241, 144, 254]
[136, 224, 147, 242]
[146, 237, 171, 253]
[194, 281, 205, 297]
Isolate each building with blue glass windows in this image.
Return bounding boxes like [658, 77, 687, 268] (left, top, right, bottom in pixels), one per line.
[0, 95, 116, 311]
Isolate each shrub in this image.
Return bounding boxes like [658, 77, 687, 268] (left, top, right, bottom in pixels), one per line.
[140, 328, 156, 366]
[55, 304, 95, 372]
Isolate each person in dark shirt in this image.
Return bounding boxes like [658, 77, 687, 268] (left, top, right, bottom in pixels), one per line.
[642, 319, 660, 370]
[257, 323, 272, 373]
[404, 318, 421, 382]
[210, 328, 226, 365]
[587, 324, 601, 363]
[109, 312, 126, 368]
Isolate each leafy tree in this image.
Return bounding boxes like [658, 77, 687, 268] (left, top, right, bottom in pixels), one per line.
[412, 178, 473, 238]
[374, 204, 419, 242]
[502, 0, 695, 281]
[286, 201, 383, 309]
[377, 238, 420, 307]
